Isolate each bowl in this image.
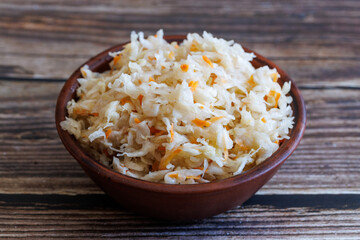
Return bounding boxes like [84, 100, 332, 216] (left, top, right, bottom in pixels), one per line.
[55, 35, 306, 220]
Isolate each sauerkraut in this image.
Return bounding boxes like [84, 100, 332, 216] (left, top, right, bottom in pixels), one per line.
[61, 30, 294, 184]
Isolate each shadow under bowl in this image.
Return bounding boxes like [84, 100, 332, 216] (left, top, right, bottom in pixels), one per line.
[55, 35, 306, 220]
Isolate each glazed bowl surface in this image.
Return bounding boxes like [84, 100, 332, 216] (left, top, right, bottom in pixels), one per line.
[55, 35, 306, 220]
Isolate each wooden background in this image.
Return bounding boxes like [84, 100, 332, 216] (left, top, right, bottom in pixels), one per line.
[1, 0, 360, 238]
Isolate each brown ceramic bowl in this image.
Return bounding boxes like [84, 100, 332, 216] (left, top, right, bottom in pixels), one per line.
[56, 35, 306, 220]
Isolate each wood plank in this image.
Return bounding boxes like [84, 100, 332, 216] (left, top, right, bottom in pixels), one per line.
[0, 80, 359, 195]
[0, 194, 359, 239]
[0, 0, 359, 83]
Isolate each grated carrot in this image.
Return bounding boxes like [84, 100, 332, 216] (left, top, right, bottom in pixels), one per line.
[105, 129, 112, 139]
[261, 117, 267, 123]
[199, 106, 204, 109]
[188, 81, 199, 92]
[168, 173, 179, 178]
[190, 40, 200, 52]
[188, 135, 197, 144]
[209, 73, 217, 85]
[80, 69, 87, 78]
[158, 148, 182, 170]
[89, 112, 99, 117]
[161, 66, 166, 70]
[170, 123, 174, 142]
[209, 116, 224, 123]
[202, 55, 213, 68]
[120, 97, 131, 105]
[148, 56, 156, 61]
[137, 94, 144, 105]
[274, 140, 279, 144]
[134, 118, 141, 124]
[271, 73, 278, 82]
[192, 118, 211, 128]
[247, 75, 256, 88]
[113, 55, 121, 65]
[186, 175, 201, 180]
[168, 51, 174, 59]
[154, 34, 157, 38]
[149, 76, 155, 82]
[180, 64, 189, 72]
[274, 92, 281, 108]
[151, 160, 159, 171]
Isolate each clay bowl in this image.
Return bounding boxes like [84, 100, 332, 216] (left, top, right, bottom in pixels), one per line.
[55, 35, 306, 221]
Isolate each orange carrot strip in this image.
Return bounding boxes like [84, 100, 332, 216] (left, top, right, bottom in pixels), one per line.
[158, 148, 182, 170]
[271, 73, 278, 82]
[186, 175, 201, 180]
[210, 73, 217, 85]
[192, 118, 211, 128]
[113, 55, 121, 65]
[149, 76, 155, 82]
[148, 56, 156, 61]
[188, 81, 199, 92]
[137, 94, 144, 105]
[134, 118, 141, 124]
[170, 123, 174, 142]
[151, 160, 159, 171]
[120, 97, 131, 105]
[261, 117, 267, 123]
[168, 51, 174, 59]
[89, 112, 99, 117]
[180, 64, 189, 72]
[248, 75, 256, 88]
[274, 140, 279, 144]
[202, 55, 213, 68]
[168, 173, 179, 178]
[105, 129, 112, 139]
[209, 116, 224, 123]
[274, 92, 281, 108]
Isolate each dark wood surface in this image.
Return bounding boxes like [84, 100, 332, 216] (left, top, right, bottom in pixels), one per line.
[1, 0, 359, 238]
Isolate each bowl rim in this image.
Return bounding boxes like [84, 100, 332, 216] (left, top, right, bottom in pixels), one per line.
[55, 35, 306, 194]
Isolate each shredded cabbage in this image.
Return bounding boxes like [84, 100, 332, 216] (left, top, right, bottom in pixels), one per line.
[60, 30, 294, 184]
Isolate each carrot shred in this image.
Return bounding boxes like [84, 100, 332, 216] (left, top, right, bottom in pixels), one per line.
[89, 112, 99, 117]
[274, 92, 281, 108]
[225, 125, 230, 130]
[170, 123, 174, 142]
[158, 148, 182, 170]
[134, 118, 141, 124]
[154, 34, 157, 38]
[202, 56, 213, 68]
[190, 41, 200, 52]
[261, 117, 267, 123]
[148, 56, 156, 61]
[151, 160, 159, 171]
[271, 73, 278, 82]
[209, 116, 224, 123]
[188, 135, 197, 144]
[192, 118, 211, 128]
[199, 106, 204, 109]
[209, 73, 217, 85]
[186, 175, 201, 180]
[180, 64, 189, 72]
[248, 75, 256, 88]
[157, 146, 166, 152]
[137, 94, 144, 105]
[105, 129, 112, 139]
[274, 140, 279, 144]
[168, 173, 179, 178]
[161, 66, 166, 70]
[113, 55, 121, 65]
[120, 97, 131, 105]
[149, 76, 155, 82]
[168, 51, 174, 59]
[188, 81, 199, 92]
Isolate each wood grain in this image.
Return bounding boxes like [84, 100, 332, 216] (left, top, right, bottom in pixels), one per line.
[0, 80, 359, 195]
[0, 194, 359, 239]
[1, 0, 360, 238]
[0, 0, 359, 87]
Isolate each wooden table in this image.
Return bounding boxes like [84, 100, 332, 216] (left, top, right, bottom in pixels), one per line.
[1, 0, 359, 238]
